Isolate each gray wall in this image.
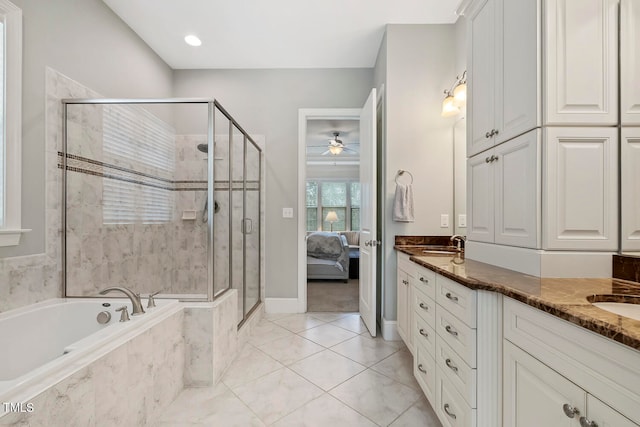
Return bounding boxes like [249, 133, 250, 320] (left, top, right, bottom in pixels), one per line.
[173, 69, 374, 298]
[378, 24, 457, 322]
[0, 0, 173, 258]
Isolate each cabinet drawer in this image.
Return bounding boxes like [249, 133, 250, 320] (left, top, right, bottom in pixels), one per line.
[436, 275, 477, 328]
[397, 253, 416, 274]
[436, 338, 477, 408]
[413, 286, 436, 326]
[413, 313, 436, 359]
[436, 367, 476, 427]
[415, 265, 436, 299]
[436, 307, 477, 368]
[414, 340, 437, 405]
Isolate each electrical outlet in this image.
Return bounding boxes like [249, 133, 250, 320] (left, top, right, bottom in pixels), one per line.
[282, 207, 294, 218]
[440, 214, 449, 228]
[458, 214, 467, 228]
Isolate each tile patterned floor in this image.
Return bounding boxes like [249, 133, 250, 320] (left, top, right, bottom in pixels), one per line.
[158, 313, 442, 427]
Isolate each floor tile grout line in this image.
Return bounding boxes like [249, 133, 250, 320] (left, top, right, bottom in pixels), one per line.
[220, 381, 270, 426]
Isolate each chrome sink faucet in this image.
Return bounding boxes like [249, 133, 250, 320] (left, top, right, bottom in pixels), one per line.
[450, 235, 466, 251]
[99, 287, 145, 315]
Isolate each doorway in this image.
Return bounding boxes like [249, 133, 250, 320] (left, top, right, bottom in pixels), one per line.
[297, 109, 362, 313]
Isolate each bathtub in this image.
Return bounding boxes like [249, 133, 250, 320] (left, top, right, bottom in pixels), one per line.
[0, 297, 180, 403]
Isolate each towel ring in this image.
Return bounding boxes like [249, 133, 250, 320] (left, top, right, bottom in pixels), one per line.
[395, 170, 413, 185]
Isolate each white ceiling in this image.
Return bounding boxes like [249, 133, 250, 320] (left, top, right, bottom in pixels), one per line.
[102, 0, 463, 69]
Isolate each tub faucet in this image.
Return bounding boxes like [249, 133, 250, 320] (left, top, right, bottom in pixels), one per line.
[98, 287, 145, 315]
[450, 235, 466, 251]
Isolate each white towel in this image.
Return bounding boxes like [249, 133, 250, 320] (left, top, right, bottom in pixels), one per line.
[393, 183, 414, 222]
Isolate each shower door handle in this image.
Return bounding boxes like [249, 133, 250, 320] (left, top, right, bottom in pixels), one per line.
[242, 218, 253, 234]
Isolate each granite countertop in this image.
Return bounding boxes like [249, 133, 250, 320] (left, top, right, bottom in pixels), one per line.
[395, 245, 640, 351]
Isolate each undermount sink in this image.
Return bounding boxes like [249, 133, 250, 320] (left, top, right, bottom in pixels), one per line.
[587, 295, 640, 321]
[421, 245, 461, 255]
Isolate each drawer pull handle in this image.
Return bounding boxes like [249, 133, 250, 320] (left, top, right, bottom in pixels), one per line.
[579, 417, 598, 427]
[417, 364, 427, 374]
[445, 358, 458, 373]
[445, 292, 459, 302]
[444, 403, 457, 419]
[402, 280, 409, 285]
[562, 404, 580, 419]
[419, 328, 429, 338]
[419, 302, 428, 311]
[445, 325, 458, 336]
[419, 277, 429, 283]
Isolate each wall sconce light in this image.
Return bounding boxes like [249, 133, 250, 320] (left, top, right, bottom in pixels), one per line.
[325, 211, 338, 231]
[441, 70, 467, 117]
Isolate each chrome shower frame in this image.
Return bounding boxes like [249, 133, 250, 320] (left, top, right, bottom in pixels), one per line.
[61, 98, 262, 316]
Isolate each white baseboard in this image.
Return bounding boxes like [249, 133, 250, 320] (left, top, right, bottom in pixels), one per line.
[381, 317, 401, 341]
[265, 298, 300, 314]
[466, 241, 613, 278]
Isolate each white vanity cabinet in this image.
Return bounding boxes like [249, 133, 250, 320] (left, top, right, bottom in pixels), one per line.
[467, 0, 540, 157]
[503, 297, 640, 426]
[621, 0, 640, 126]
[467, 130, 540, 248]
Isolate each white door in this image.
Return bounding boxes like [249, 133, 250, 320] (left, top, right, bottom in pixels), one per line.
[503, 341, 585, 427]
[494, 129, 540, 248]
[359, 88, 377, 336]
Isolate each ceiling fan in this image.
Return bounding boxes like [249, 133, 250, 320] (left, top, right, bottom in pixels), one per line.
[321, 132, 358, 156]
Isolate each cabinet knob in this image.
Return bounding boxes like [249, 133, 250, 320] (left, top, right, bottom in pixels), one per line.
[417, 364, 427, 374]
[485, 156, 492, 163]
[445, 292, 459, 302]
[419, 302, 429, 311]
[492, 129, 499, 136]
[419, 328, 429, 338]
[419, 277, 429, 283]
[445, 358, 459, 373]
[445, 325, 459, 336]
[485, 131, 492, 139]
[579, 417, 598, 427]
[444, 403, 457, 419]
[492, 154, 499, 162]
[562, 404, 580, 419]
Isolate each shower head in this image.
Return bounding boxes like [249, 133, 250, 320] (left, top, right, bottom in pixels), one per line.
[197, 143, 208, 153]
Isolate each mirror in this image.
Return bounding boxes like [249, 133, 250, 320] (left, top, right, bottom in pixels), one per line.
[453, 116, 467, 236]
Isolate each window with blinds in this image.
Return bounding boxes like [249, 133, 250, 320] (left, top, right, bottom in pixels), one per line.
[102, 105, 175, 224]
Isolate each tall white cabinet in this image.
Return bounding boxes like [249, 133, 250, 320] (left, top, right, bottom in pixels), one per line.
[466, 0, 626, 272]
[620, 0, 640, 252]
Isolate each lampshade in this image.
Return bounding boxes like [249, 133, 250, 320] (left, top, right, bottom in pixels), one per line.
[328, 145, 343, 155]
[441, 95, 460, 117]
[325, 211, 339, 222]
[453, 81, 467, 107]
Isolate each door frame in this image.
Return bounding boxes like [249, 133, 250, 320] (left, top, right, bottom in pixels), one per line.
[297, 108, 362, 313]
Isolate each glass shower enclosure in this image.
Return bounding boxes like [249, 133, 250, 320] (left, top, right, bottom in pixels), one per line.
[61, 98, 262, 326]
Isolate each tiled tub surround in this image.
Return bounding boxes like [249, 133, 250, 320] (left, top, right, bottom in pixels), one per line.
[0, 300, 185, 425]
[395, 245, 640, 351]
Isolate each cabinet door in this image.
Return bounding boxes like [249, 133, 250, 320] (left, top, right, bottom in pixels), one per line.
[543, 128, 618, 250]
[468, 0, 497, 157]
[467, 151, 495, 243]
[621, 129, 640, 252]
[497, 0, 540, 144]
[494, 130, 540, 248]
[396, 268, 409, 346]
[503, 341, 584, 427]
[584, 394, 639, 427]
[544, 0, 618, 125]
[621, 0, 640, 125]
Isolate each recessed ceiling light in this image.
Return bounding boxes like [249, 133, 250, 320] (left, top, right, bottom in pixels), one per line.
[184, 35, 202, 47]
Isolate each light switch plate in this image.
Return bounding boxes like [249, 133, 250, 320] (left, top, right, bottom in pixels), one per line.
[282, 207, 294, 218]
[458, 214, 467, 228]
[440, 214, 449, 228]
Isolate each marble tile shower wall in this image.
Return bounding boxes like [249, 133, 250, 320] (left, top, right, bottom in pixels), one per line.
[65, 105, 210, 297]
[0, 68, 85, 313]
